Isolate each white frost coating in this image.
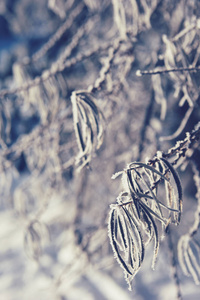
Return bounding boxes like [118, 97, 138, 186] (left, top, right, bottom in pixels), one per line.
[136, 69, 142, 77]
[71, 92, 78, 124]
[111, 171, 123, 179]
[112, 0, 127, 40]
[156, 151, 163, 159]
[197, 18, 200, 29]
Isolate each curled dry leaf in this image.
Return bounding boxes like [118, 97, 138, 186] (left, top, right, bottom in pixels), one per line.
[71, 91, 104, 170]
[108, 157, 183, 289]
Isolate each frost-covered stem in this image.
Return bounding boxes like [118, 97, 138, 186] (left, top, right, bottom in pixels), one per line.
[73, 168, 89, 247]
[88, 38, 123, 93]
[0, 38, 123, 98]
[147, 122, 200, 166]
[136, 65, 200, 77]
[167, 226, 182, 300]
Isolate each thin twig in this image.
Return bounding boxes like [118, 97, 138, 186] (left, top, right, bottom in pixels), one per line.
[166, 226, 182, 300]
[136, 66, 200, 77]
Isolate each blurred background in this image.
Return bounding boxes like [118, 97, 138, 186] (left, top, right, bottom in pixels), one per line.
[0, 0, 200, 299]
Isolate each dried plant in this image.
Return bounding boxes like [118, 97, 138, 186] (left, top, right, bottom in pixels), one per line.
[109, 155, 183, 289]
[71, 91, 104, 170]
[108, 123, 200, 294]
[1, 1, 200, 300]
